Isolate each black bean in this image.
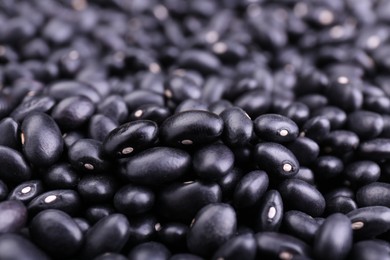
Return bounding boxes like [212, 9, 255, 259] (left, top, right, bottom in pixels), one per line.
[125, 215, 157, 247]
[298, 94, 328, 111]
[124, 90, 165, 113]
[114, 184, 155, 216]
[350, 240, 390, 260]
[253, 114, 298, 143]
[94, 253, 128, 260]
[356, 182, 390, 207]
[344, 161, 380, 186]
[88, 114, 117, 142]
[160, 110, 223, 147]
[103, 120, 158, 158]
[49, 81, 100, 103]
[256, 190, 283, 232]
[322, 130, 359, 155]
[130, 104, 171, 124]
[233, 170, 269, 209]
[254, 142, 300, 178]
[255, 232, 311, 259]
[313, 213, 353, 260]
[234, 90, 271, 118]
[294, 167, 315, 185]
[359, 138, 390, 160]
[170, 254, 204, 260]
[43, 163, 79, 190]
[280, 102, 310, 126]
[347, 110, 384, 139]
[0, 117, 19, 150]
[208, 100, 233, 115]
[313, 156, 344, 179]
[177, 50, 220, 75]
[325, 196, 357, 215]
[157, 222, 188, 252]
[220, 107, 253, 147]
[164, 74, 201, 104]
[301, 116, 331, 143]
[21, 112, 63, 167]
[97, 95, 128, 124]
[325, 78, 363, 112]
[78, 175, 117, 204]
[212, 233, 256, 260]
[29, 209, 83, 258]
[8, 180, 44, 204]
[74, 217, 90, 234]
[0, 234, 49, 260]
[175, 99, 209, 113]
[283, 210, 320, 243]
[10, 96, 56, 123]
[125, 147, 191, 186]
[128, 242, 171, 260]
[0, 146, 31, 184]
[279, 179, 325, 217]
[85, 205, 115, 224]
[81, 214, 130, 259]
[285, 137, 320, 166]
[0, 200, 27, 233]
[201, 77, 228, 104]
[0, 180, 8, 202]
[28, 189, 81, 216]
[158, 181, 221, 223]
[312, 106, 347, 129]
[187, 203, 236, 257]
[68, 139, 110, 174]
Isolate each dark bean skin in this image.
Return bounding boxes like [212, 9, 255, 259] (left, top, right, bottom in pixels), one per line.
[49, 81, 101, 103]
[255, 232, 311, 259]
[256, 190, 283, 232]
[233, 90, 271, 118]
[0, 146, 31, 184]
[85, 205, 115, 224]
[130, 104, 171, 124]
[164, 74, 201, 103]
[68, 139, 111, 174]
[160, 110, 223, 147]
[158, 222, 188, 252]
[0, 117, 20, 150]
[8, 180, 44, 204]
[0, 200, 27, 233]
[177, 50, 220, 74]
[298, 94, 328, 111]
[356, 182, 390, 207]
[88, 114, 117, 142]
[124, 90, 165, 113]
[81, 214, 130, 259]
[254, 142, 300, 178]
[128, 242, 171, 260]
[209, 100, 233, 115]
[280, 102, 310, 126]
[21, 112, 63, 167]
[74, 218, 90, 234]
[254, 114, 298, 143]
[220, 107, 253, 147]
[312, 106, 347, 129]
[125, 215, 157, 248]
[344, 161, 380, 186]
[175, 99, 208, 114]
[350, 240, 390, 260]
[103, 120, 158, 158]
[158, 181, 222, 223]
[322, 130, 359, 155]
[301, 116, 331, 143]
[283, 210, 320, 243]
[359, 138, 390, 160]
[63, 131, 84, 149]
[43, 163, 79, 190]
[218, 168, 243, 197]
[234, 170, 269, 208]
[97, 95, 128, 124]
[0, 180, 7, 202]
[212, 233, 256, 260]
[29, 209, 83, 258]
[348, 110, 384, 139]
[114, 184, 155, 216]
[313, 156, 344, 179]
[314, 213, 353, 260]
[325, 196, 357, 215]
[201, 77, 228, 104]
[125, 147, 191, 186]
[10, 96, 56, 122]
[187, 203, 236, 257]
[78, 175, 117, 204]
[193, 143, 234, 181]
[170, 254, 204, 260]
[285, 137, 320, 166]
[279, 179, 325, 217]
[0, 234, 49, 260]
[28, 189, 81, 216]
[294, 167, 315, 185]
[94, 253, 128, 260]
[326, 79, 363, 112]
[51, 96, 95, 130]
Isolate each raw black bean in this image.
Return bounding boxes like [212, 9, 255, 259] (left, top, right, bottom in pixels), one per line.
[0, 200, 27, 233]
[157, 222, 188, 252]
[212, 233, 256, 260]
[283, 210, 320, 243]
[312, 106, 347, 129]
[0, 234, 49, 260]
[280, 102, 310, 126]
[325, 196, 357, 215]
[313, 156, 344, 179]
[130, 104, 171, 124]
[177, 50, 220, 75]
[285, 137, 320, 166]
[322, 130, 359, 155]
[344, 161, 380, 186]
[11, 96, 56, 122]
[128, 242, 171, 260]
[125, 147, 191, 186]
[220, 107, 253, 147]
[359, 138, 390, 160]
[97, 95, 128, 124]
[49, 81, 100, 103]
[348, 110, 384, 139]
[187, 203, 236, 257]
[233, 90, 271, 119]
[313, 213, 353, 260]
[160, 110, 223, 147]
[164, 74, 201, 103]
[88, 114, 117, 142]
[21, 112, 63, 167]
[233, 170, 269, 209]
[94, 253, 128, 260]
[103, 120, 158, 158]
[0, 146, 31, 184]
[30, 209, 83, 258]
[43, 163, 79, 190]
[0, 180, 8, 202]
[114, 184, 155, 216]
[326, 78, 363, 112]
[82, 214, 130, 259]
[124, 90, 165, 113]
[208, 100, 233, 115]
[78, 175, 117, 204]
[279, 179, 325, 217]
[254, 142, 300, 178]
[294, 167, 315, 185]
[254, 114, 299, 143]
[74, 217, 90, 234]
[85, 205, 115, 224]
[349, 240, 390, 260]
[8, 180, 44, 204]
[125, 215, 157, 247]
[0, 117, 19, 150]
[356, 182, 390, 207]
[298, 94, 328, 111]
[256, 190, 283, 232]
[175, 99, 209, 114]
[301, 116, 331, 143]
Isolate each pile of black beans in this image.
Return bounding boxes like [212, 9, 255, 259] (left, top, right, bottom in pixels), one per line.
[0, 0, 390, 259]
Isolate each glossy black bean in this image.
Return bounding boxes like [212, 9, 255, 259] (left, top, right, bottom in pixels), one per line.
[326, 79, 363, 112]
[254, 142, 300, 178]
[97, 95, 128, 124]
[0, 180, 7, 202]
[312, 106, 347, 129]
[130, 104, 171, 124]
[359, 138, 390, 160]
[74, 217, 90, 234]
[44, 163, 79, 189]
[21, 112, 63, 167]
[103, 120, 158, 158]
[217, 168, 243, 197]
[219, 107, 253, 147]
[212, 233, 256, 260]
[114, 184, 155, 216]
[170, 254, 204, 260]
[356, 182, 390, 207]
[201, 77, 228, 104]
[255, 232, 311, 259]
[313, 156, 344, 179]
[160, 111, 223, 147]
[325, 196, 357, 215]
[187, 203, 236, 257]
[279, 179, 325, 217]
[294, 167, 315, 185]
[177, 50, 220, 74]
[82, 214, 130, 259]
[94, 253, 128, 260]
[208, 100, 232, 115]
[158, 181, 221, 223]
[349, 240, 390, 260]
[0, 117, 19, 150]
[234, 90, 271, 118]
[157, 222, 188, 252]
[63, 131, 84, 149]
[30, 209, 83, 258]
[364, 95, 390, 114]
[85, 205, 115, 224]
[78, 175, 117, 204]
[164, 75, 201, 104]
[49, 81, 101, 103]
[125, 147, 191, 186]
[11, 96, 56, 123]
[124, 90, 165, 113]
[301, 116, 331, 142]
[0, 200, 27, 233]
[89, 114, 117, 142]
[298, 94, 328, 111]
[344, 161, 380, 186]
[347, 110, 384, 139]
[175, 99, 209, 113]
[125, 215, 157, 247]
[128, 242, 171, 260]
[280, 102, 310, 126]
[314, 213, 353, 260]
[256, 190, 283, 232]
[322, 130, 359, 155]
[43, 18, 73, 45]
[51, 96, 95, 130]
[233, 170, 269, 208]
[0, 146, 31, 184]
[28, 189, 81, 216]
[0, 234, 49, 260]
[283, 210, 320, 243]
[253, 114, 298, 143]
[8, 180, 44, 204]
[285, 137, 320, 166]
[68, 139, 110, 174]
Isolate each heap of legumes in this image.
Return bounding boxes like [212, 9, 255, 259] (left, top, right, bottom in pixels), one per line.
[0, 0, 389, 259]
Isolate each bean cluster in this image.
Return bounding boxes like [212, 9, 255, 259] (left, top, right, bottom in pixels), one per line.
[0, 0, 390, 259]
